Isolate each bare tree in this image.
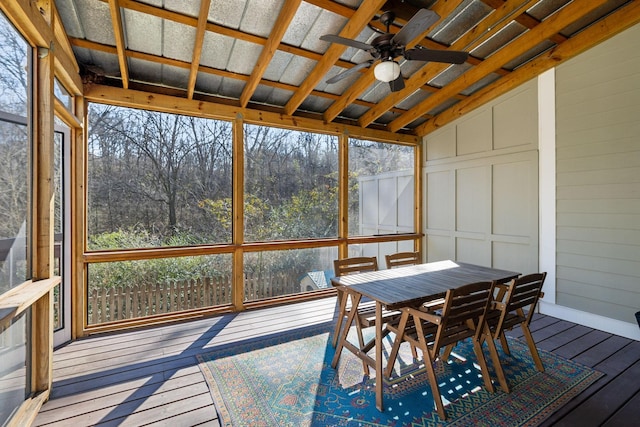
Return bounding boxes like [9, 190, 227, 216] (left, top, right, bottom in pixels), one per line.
[88, 104, 234, 244]
[0, 16, 28, 114]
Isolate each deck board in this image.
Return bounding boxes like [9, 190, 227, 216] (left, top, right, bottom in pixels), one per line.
[602, 390, 640, 427]
[551, 357, 640, 426]
[35, 296, 639, 426]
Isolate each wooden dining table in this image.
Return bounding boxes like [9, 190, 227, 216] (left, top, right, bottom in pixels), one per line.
[330, 259, 520, 411]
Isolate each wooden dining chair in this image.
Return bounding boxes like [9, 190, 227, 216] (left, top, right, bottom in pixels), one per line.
[385, 251, 420, 269]
[332, 257, 379, 350]
[483, 272, 547, 380]
[332, 257, 405, 375]
[385, 281, 505, 420]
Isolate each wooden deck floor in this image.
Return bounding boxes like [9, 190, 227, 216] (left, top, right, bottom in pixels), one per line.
[34, 297, 640, 426]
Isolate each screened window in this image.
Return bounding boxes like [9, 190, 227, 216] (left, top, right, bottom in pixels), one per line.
[83, 86, 418, 323]
[348, 138, 415, 237]
[86, 254, 232, 324]
[53, 78, 72, 110]
[0, 11, 31, 423]
[0, 310, 29, 421]
[244, 247, 338, 302]
[87, 104, 233, 249]
[0, 11, 31, 294]
[244, 124, 338, 242]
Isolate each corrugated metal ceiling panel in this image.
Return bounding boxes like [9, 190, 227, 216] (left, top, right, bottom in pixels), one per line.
[123, 9, 162, 56]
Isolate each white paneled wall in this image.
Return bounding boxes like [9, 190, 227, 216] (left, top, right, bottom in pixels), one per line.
[424, 80, 539, 275]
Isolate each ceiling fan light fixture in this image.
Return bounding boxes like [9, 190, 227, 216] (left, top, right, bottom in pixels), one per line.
[374, 60, 400, 82]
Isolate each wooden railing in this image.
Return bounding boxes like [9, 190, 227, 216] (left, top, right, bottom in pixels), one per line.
[87, 272, 301, 324]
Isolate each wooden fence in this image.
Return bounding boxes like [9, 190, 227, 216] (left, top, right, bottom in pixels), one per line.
[88, 272, 301, 324]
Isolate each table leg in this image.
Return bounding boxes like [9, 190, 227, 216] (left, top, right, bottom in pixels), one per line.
[331, 292, 361, 369]
[375, 301, 384, 411]
[332, 287, 348, 347]
[385, 309, 409, 378]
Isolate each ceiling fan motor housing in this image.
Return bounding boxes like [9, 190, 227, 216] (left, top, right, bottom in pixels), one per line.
[370, 33, 403, 60]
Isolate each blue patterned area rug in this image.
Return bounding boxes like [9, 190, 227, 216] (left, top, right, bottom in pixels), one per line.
[197, 323, 602, 426]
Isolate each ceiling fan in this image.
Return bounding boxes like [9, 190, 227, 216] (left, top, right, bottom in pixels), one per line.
[320, 9, 468, 92]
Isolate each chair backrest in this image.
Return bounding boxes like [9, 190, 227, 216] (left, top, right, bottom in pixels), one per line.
[434, 281, 494, 349]
[385, 251, 420, 269]
[333, 256, 378, 277]
[492, 272, 546, 333]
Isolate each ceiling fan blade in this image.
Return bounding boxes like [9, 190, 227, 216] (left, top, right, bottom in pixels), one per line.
[389, 75, 405, 92]
[326, 61, 373, 84]
[392, 9, 439, 47]
[320, 34, 373, 52]
[404, 48, 468, 64]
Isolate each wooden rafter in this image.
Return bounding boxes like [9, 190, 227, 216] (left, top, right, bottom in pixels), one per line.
[240, 0, 302, 107]
[108, 0, 129, 89]
[283, 0, 387, 116]
[304, 0, 355, 17]
[186, 0, 211, 99]
[388, 0, 608, 132]
[53, 6, 78, 73]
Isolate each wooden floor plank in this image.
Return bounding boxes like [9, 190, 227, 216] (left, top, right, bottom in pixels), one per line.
[142, 405, 221, 427]
[536, 324, 592, 352]
[602, 389, 640, 426]
[92, 392, 214, 427]
[34, 297, 639, 426]
[551, 329, 612, 360]
[540, 340, 640, 426]
[552, 358, 640, 426]
[572, 335, 633, 367]
[38, 369, 203, 414]
[530, 319, 575, 342]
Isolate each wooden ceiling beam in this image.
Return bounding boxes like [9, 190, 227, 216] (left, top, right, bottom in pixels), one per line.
[84, 85, 419, 144]
[186, 0, 211, 100]
[284, 0, 387, 116]
[388, 0, 608, 132]
[357, 0, 536, 128]
[304, 0, 356, 18]
[240, 0, 302, 107]
[416, 0, 640, 136]
[53, 7, 77, 73]
[107, 0, 130, 89]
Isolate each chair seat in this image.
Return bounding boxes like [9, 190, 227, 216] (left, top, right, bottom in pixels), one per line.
[388, 315, 474, 351]
[486, 311, 525, 332]
[349, 300, 402, 328]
